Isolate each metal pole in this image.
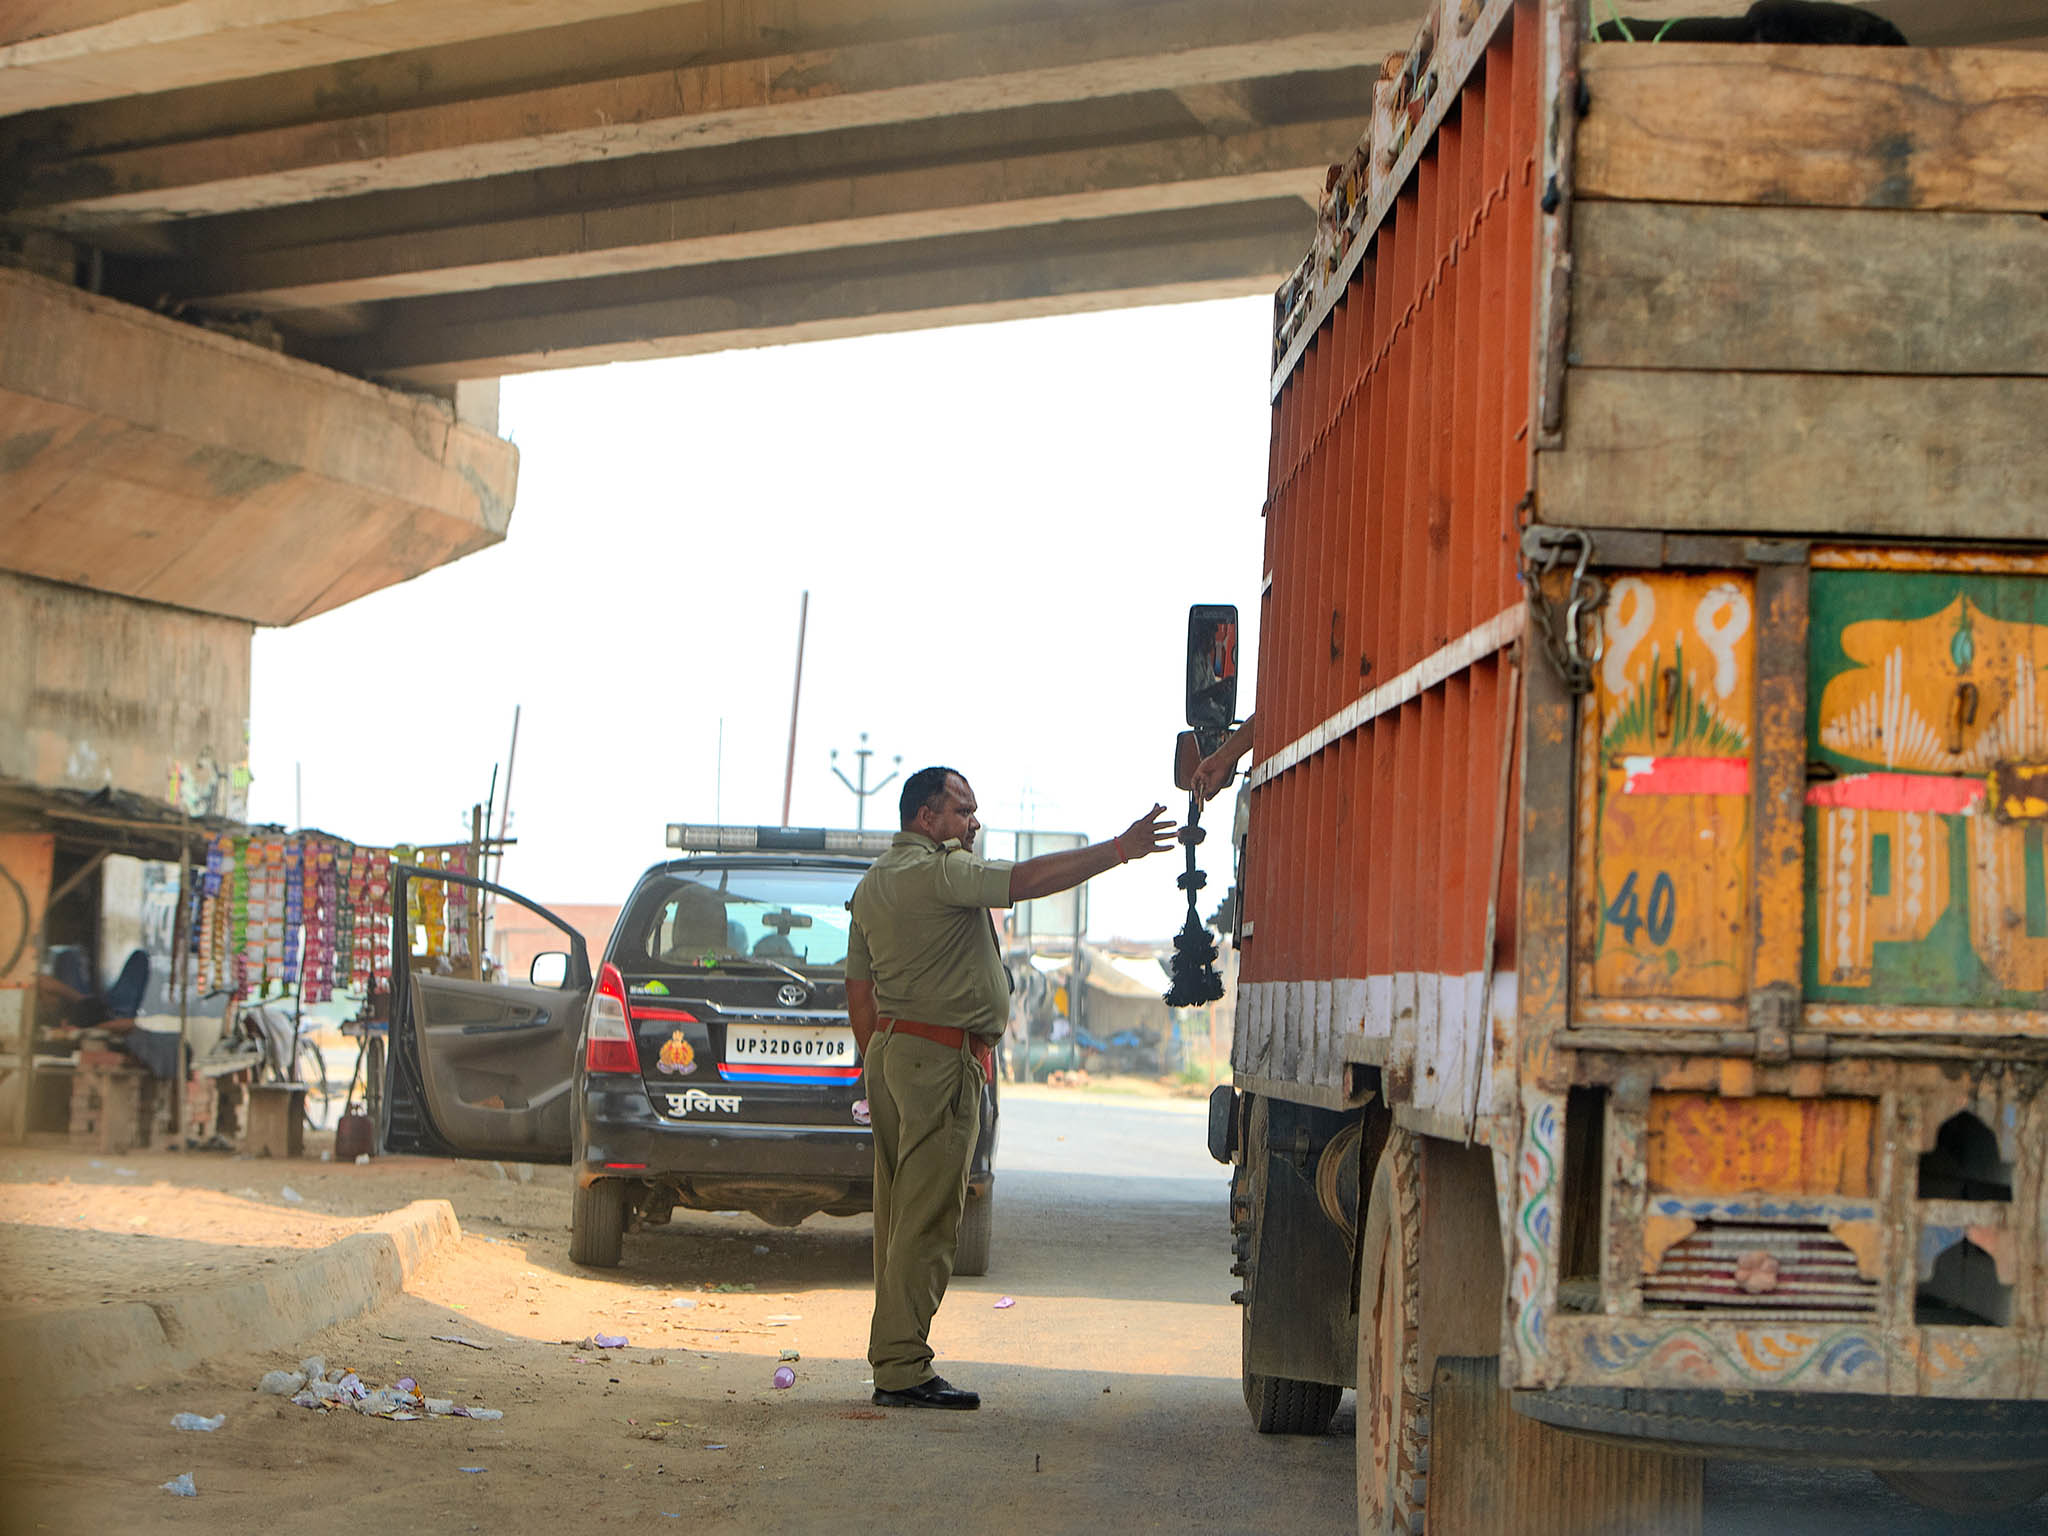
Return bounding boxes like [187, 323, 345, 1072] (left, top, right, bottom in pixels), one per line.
[469, 804, 484, 980]
[715, 717, 724, 825]
[493, 706, 521, 884]
[832, 734, 899, 828]
[781, 591, 809, 827]
[487, 705, 521, 962]
[480, 763, 499, 870]
[175, 830, 191, 1146]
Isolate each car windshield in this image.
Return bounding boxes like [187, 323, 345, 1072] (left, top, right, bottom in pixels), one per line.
[635, 865, 862, 972]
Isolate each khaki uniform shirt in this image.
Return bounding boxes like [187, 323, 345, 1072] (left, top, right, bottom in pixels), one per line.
[846, 832, 1015, 1038]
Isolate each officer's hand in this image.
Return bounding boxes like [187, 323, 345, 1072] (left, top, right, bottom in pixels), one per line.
[1190, 752, 1234, 803]
[1119, 805, 1177, 861]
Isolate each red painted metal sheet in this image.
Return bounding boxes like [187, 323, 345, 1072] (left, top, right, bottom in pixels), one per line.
[1243, 0, 1541, 1013]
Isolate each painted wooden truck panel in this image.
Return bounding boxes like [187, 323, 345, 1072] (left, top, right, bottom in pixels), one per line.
[1243, 0, 2048, 1402]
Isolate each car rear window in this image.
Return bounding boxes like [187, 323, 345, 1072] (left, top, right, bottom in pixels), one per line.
[633, 865, 862, 971]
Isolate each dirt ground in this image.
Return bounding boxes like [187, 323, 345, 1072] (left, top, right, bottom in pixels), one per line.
[6, 1091, 2026, 1536]
[0, 1088, 1356, 1536]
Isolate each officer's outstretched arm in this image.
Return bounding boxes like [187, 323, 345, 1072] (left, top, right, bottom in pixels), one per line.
[1009, 804, 1176, 902]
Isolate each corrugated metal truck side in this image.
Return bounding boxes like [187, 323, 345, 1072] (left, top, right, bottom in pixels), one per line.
[1206, 2, 2048, 1530]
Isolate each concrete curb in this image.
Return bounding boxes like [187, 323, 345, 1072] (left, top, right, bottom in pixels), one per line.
[0, 1198, 461, 1400]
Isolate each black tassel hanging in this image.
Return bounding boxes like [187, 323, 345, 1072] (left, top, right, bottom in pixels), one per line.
[1165, 792, 1225, 1009]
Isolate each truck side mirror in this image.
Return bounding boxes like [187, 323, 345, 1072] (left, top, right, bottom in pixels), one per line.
[1186, 604, 1239, 756]
[1173, 730, 1202, 791]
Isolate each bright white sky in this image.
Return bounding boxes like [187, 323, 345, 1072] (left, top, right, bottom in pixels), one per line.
[247, 296, 1270, 941]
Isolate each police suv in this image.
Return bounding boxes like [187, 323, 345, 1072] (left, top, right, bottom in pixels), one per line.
[380, 826, 999, 1271]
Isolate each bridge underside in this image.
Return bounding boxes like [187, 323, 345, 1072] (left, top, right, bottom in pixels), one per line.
[5, 0, 2045, 387]
[0, 0, 1424, 385]
[6, 0, 2047, 386]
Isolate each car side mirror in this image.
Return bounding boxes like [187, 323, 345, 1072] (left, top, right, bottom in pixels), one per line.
[529, 951, 569, 989]
[1186, 604, 1239, 756]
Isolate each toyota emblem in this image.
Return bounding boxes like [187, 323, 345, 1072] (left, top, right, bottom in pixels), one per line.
[776, 982, 808, 1007]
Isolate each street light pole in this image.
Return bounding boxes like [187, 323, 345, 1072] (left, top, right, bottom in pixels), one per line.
[830, 734, 901, 830]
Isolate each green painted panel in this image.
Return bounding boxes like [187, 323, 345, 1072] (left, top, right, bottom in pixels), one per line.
[1804, 569, 2048, 1007]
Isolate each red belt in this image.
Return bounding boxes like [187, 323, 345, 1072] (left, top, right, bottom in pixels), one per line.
[878, 1017, 995, 1084]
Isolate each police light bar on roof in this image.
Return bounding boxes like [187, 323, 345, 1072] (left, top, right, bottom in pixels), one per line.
[665, 825, 896, 856]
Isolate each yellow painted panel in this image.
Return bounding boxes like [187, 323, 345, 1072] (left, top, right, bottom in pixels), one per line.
[1816, 596, 2045, 773]
[1646, 1094, 1875, 1198]
[1591, 573, 1754, 999]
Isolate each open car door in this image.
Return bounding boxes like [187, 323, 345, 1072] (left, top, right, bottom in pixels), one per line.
[380, 865, 590, 1162]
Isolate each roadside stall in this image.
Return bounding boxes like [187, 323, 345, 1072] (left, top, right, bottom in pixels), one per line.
[0, 776, 499, 1155]
[0, 780, 235, 1150]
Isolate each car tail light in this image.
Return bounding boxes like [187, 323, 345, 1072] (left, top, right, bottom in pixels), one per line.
[586, 963, 640, 1074]
[631, 1005, 699, 1024]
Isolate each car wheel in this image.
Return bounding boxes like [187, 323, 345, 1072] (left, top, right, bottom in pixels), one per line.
[570, 1178, 626, 1268]
[955, 1185, 993, 1277]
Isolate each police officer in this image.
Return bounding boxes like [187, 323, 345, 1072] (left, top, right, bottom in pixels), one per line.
[846, 766, 1174, 1409]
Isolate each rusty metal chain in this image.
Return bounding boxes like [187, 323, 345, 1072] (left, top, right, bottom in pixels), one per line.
[1520, 525, 1606, 695]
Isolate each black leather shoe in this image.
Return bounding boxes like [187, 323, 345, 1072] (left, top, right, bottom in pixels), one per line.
[872, 1375, 979, 1410]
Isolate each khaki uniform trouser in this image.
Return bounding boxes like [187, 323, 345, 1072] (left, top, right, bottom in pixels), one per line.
[865, 1027, 981, 1391]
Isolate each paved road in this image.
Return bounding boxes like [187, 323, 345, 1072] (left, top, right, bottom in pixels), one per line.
[1004, 1094, 2048, 1535]
[3, 1091, 2040, 1533]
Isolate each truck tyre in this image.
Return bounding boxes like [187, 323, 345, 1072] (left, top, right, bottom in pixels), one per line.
[955, 1185, 993, 1277]
[1358, 1127, 1426, 1535]
[1243, 1354, 1344, 1436]
[1238, 1096, 1343, 1436]
[1875, 1466, 2048, 1515]
[570, 1178, 626, 1268]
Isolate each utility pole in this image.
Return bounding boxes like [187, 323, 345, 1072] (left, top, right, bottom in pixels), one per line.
[781, 591, 809, 827]
[830, 734, 901, 830]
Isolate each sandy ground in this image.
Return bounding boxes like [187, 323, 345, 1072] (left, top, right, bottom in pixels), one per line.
[0, 1174, 385, 1319]
[1, 1089, 2041, 1535]
[0, 1089, 1358, 1536]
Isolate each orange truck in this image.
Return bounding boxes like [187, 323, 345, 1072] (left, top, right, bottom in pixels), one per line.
[1193, 2, 2048, 1529]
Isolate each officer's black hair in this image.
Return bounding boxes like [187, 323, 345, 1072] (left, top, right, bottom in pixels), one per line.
[900, 765, 963, 828]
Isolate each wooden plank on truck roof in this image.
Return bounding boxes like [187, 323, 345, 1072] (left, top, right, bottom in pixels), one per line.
[1538, 370, 2048, 538]
[1575, 43, 2048, 213]
[1570, 202, 2048, 376]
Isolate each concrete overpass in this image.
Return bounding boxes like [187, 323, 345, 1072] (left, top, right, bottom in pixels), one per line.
[0, 0, 1439, 385]
[4, 0, 2041, 387]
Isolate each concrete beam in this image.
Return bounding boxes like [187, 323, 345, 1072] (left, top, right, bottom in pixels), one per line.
[299, 197, 1309, 384]
[1174, 82, 1263, 136]
[0, 265, 518, 624]
[0, 0, 704, 114]
[0, 568, 251, 804]
[162, 117, 1360, 311]
[3, 0, 1418, 225]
